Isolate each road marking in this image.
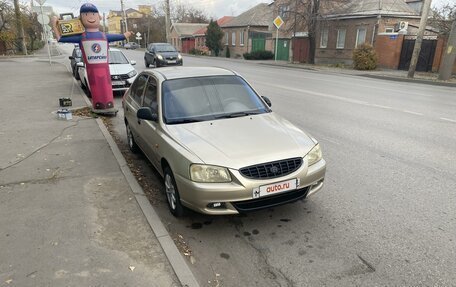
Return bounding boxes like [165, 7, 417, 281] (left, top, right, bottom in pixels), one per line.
[440, 117, 456, 123]
[365, 103, 394, 110]
[403, 110, 424, 116]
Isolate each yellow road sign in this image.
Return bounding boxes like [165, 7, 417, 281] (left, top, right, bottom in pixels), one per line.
[273, 16, 284, 29]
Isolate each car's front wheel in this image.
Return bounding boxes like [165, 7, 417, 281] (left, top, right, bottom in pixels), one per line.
[126, 122, 139, 153]
[164, 166, 185, 217]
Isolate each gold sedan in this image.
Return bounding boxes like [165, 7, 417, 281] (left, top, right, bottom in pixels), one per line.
[122, 67, 326, 216]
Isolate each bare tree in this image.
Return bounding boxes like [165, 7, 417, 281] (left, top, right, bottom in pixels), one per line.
[430, 1, 456, 35]
[172, 3, 209, 23]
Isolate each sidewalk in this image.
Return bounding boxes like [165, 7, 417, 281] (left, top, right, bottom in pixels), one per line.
[0, 48, 195, 286]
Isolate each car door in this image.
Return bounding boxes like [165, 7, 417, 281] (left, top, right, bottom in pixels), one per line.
[146, 44, 155, 63]
[124, 73, 148, 149]
[136, 76, 161, 169]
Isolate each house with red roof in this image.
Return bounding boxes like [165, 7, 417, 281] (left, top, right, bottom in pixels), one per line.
[193, 16, 234, 55]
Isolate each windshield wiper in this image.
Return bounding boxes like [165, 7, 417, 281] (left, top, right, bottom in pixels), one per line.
[215, 111, 262, 119]
[167, 118, 203, 124]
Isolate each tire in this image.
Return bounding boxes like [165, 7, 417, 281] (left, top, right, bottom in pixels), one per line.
[164, 166, 185, 217]
[74, 67, 80, 80]
[84, 79, 92, 98]
[126, 122, 139, 153]
[153, 59, 159, 68]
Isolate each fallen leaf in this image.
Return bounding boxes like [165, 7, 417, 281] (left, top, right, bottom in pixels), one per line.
[98, 183, 102, 186]
[5, 279, 13, 284]
[46, 169, 51, 172]
[190, 256, 196, 265]
[129, 266, 135, 271]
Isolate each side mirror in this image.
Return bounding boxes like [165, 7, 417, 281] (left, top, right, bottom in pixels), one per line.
[262, 96, 272, 107]
[137, 107, 158, 122]
[130, 60, 136, 65]
[69, 56, 74, 60]
[76, 62, 84, 67]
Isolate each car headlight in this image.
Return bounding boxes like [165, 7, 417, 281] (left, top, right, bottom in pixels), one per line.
[307, 144, 322, 166]
[190, 164, 231, 183]
[127, 70, 137, 78]
[157, 54, 163, 60]
[178, 53, 182, 60]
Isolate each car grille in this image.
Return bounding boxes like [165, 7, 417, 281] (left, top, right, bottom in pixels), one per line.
[111, 74, 130, 80]
[165, 56, 177, 60]
[239, 158, 303, 179]
[232, 187, 309, 212]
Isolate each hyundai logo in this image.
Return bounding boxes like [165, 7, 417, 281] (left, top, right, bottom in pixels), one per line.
[270, 166, 280, 174]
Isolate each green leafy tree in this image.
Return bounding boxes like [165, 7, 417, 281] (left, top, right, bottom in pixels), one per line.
[205, 19, 223, 56]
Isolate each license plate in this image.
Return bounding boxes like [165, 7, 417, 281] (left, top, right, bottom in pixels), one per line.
[253, 178, 299, 199]
[112, 80, 125, 86]
[167, 60, 176, 64]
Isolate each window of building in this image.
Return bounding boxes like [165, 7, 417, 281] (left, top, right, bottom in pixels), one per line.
[336, 29, 346, 49]
[232, 32, 236, 46]
[240, 31, 244, 46]
[320, 28, 328, 48]
[279, 5, 290, 19]
[225, 32, 229, 45]
[355, 27, 367, 47]
[385, 27, 395, 33]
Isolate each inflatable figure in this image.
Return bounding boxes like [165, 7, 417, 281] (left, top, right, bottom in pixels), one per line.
[52, 3, 132, 115]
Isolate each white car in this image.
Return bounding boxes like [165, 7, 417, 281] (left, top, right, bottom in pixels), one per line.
[77, 48, 138, 95]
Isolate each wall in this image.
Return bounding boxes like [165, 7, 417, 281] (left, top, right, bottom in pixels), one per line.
[374, 34, 404, 69]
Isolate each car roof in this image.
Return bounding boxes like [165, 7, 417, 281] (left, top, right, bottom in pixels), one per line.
[145, 67, 237, 80]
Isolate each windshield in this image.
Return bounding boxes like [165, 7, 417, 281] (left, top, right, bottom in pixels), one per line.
[109, 50, 129, 64]
[155, 44, 176, 52]
[75, 49, 82, 58]
[162, 75, 270, 124]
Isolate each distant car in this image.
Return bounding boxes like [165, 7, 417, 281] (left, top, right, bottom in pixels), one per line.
[69, 45, 82, 80]
[124, 42, 140, 50]
[122, 67, 326, 217]
[77, 48, 138, 95]
[144, 43, 183, 68]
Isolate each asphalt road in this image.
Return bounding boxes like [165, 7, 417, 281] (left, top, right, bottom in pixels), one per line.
[60, 44, 456, 286]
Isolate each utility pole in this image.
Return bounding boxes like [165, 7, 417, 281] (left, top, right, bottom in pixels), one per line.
[13, 0, 27, 55]
[438, 20, 456, 81]
[165, 0, 171, 43]
[103, 12, 106, 33]
[120, 0, 128, 33]
[407, 0, 432, 78]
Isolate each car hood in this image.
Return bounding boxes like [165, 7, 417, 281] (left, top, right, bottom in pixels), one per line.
[165, 113, 316, 170]
[109, 64, 134, 76]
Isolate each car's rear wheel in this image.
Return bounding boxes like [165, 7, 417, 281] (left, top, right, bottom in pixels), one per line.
[164, 166, 185, 217]
[126, 122, 139, 153]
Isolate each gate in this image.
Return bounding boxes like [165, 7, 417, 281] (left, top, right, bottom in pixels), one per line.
[398, 39, 437, 72]
[292, 38, 309, 63]
[275, 39, 290, 61]
[252, 38, 266, 52]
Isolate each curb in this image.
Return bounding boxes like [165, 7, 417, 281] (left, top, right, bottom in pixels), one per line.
[54, 58, 200, 287]
[359, 74, 456, 87]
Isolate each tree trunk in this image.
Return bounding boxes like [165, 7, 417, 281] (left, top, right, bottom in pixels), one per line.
[13, 0, 27, 55]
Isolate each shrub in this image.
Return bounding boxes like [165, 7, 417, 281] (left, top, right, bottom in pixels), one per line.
[353, 43, 378, 70]
[226, 46, 230, 58]
[243, 50, 274, 60]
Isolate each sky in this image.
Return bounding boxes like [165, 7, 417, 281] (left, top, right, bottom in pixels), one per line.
[37, 0, 267, 19]
[38, 0, 449, 20]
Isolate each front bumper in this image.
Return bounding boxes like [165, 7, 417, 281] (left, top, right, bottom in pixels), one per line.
[175, 158, 326, 215]
[157, 58, 183, 66]
[111, 76, 136, 92]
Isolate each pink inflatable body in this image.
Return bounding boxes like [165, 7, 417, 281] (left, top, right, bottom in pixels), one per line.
[80, 32, 114, 110]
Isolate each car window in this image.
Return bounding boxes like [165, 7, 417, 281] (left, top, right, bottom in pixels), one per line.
[109, 50, 129, 64]
[143, 77, 158, 112]
[162, 75, 269, 124]
[155, 44, 176, 52]
[130, 74, 148, 104]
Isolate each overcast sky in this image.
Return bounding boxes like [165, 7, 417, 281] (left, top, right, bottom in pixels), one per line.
[40, 0, 449, 20]
[39, 0, 267, 19]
